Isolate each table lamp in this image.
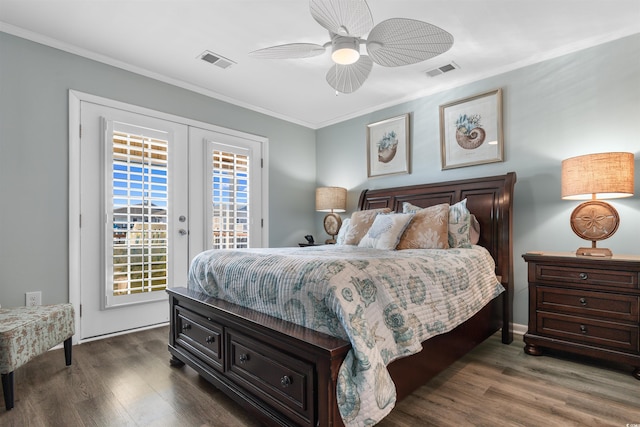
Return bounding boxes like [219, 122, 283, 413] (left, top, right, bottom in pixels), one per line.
[561, 152, 635, 257]
[315, 187, 347, 244]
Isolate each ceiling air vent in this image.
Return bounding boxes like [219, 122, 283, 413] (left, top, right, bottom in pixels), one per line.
[425, 62, 459, 78]
[199, 51, 236, 69]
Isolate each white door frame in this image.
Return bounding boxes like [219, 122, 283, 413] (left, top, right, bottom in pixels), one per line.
[69, 90, 269, 343]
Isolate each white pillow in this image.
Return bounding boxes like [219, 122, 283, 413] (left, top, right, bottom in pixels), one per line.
[335, 218, 350, 245]
[358, 213, 414, 250]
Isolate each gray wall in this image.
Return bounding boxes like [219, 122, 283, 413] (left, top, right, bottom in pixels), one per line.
[316, 33, 640, 327]
[2, 30, 639, 328]
[0, 32, 316, 307]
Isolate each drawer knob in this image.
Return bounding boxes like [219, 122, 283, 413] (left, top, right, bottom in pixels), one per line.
[205, 336, 215, 344]
[579, 272, 588, 280]
[579, 297, 587, 306]
[280, 375, 292, 387]
[239, 353, 250, 364]
[580, 325, 588, 334]
[182, 324, 191, 331]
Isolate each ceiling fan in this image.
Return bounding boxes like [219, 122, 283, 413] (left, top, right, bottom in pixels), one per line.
[249, 0, 454, 94]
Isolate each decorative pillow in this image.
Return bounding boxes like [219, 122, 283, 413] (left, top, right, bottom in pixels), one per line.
[397, 203, 449, 249]
[448, 199, 472, 248]
[343, 208, 392, 245]
[470, 214, 481, 245]
[335, 218, 350, 245]
[358, 213, 414, 250]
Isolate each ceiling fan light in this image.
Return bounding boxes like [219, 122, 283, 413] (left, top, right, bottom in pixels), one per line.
[331, 37, 360, 65]
[332, 48, 360, 65]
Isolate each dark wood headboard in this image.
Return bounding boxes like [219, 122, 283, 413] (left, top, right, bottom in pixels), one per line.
[358, 172, 516, 342]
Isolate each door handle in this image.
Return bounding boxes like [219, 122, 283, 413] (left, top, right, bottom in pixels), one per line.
[179, 229, 188, 236]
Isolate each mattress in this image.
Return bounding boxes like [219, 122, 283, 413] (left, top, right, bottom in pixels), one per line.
[188, 245, 503, 426]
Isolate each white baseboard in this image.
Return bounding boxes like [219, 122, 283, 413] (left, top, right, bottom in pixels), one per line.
[49, 322, 169, 349]
[512, 322, 527, 337]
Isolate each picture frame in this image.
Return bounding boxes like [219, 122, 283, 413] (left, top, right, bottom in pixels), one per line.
[367, 114, 410, 178]
[439, 88, 503, 170]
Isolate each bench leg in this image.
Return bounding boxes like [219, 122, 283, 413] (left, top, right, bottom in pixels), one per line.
[64, 337, 72, 366]
[2, 372, 14, 410]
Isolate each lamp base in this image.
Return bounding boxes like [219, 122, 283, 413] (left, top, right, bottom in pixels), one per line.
[323, 213, 342, 245]
[570, 200, 619, 259]
[576, 246, 612, 257]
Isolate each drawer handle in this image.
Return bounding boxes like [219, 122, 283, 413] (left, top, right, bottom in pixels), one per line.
[280, 375, 292, 388]
[239, 353, 250, 364]
[205, 336, 215, 344]
[579, 297, 587, 306]
[579, 272, 588, 280]
[182, 324, 191, 331]
[580, 325, 588, 334]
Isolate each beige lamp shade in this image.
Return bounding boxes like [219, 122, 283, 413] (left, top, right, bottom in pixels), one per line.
[315, 187, 347, 212]
[561, 152, 635, 257]
[561, 152, 634, 200]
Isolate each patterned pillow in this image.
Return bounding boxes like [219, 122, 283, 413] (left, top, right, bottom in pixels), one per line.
[343, 208, 392, 245]
[335, 218, 350, 245]
[358, 213, 414, 250]
[448, 199, 472, 248]
[397, 202, 449, 249]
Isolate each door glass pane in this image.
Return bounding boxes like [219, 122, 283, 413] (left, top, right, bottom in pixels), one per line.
[211, 149, 249, 249]
[112, 130, 168, 296]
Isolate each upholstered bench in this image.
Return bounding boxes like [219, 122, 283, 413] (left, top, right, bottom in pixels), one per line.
[0, 304, 75, 410]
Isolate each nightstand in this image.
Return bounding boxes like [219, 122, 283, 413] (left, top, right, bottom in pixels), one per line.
[522, 252, 640, 379]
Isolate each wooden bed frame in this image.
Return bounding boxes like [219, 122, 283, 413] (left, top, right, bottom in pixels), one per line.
[167, 172, 516, 427]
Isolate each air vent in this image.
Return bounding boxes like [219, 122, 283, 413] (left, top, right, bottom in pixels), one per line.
[199, 51, 236, 69]
[425, 61, 459, 78]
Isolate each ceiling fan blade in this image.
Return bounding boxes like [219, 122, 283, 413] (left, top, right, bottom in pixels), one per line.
[366, 18, 454, 67]
[310, 0, 373, 37]
[326, 55, 373, 93]
[249, 43, 326, 59]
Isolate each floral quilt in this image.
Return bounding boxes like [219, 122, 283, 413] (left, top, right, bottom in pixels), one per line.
[188, 245, 503, 426]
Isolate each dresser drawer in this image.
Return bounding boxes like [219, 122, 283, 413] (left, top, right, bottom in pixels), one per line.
[226, 328, 314, 425]
[175, 306, 223, 372]
[534, 264, 638, 289]
[537, 286, 639, 322]
[537, 312, 639, 353]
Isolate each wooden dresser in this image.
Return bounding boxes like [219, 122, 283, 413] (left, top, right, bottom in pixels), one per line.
[522, 252, 640, 379]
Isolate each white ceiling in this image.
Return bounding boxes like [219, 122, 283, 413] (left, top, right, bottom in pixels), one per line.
[1, 1, 639, 129]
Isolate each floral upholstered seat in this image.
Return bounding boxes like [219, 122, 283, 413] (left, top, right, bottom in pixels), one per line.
[0, 304, 75, 410]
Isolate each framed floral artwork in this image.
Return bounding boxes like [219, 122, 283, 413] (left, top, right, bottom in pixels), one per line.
[366, 114, 410, 178]
[439, 89, 503, 169]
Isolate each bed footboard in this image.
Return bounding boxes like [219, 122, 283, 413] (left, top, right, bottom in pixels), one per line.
[167, 287, 351, 427]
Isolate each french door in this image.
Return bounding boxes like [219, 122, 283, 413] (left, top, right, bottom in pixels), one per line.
[78, 102, 189, 339]
[188, 126, 263, 255]
[70, 91, 268, 341]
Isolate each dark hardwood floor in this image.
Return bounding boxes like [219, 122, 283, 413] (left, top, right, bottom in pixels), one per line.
[2, 326, 638, 426]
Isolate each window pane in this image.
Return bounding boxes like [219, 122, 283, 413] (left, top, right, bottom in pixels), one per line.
[111, 131, 168, 296]
[211, 149, 249, 249]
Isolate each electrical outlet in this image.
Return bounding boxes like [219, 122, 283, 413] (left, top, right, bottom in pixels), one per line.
[26, 291, 42, 307]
